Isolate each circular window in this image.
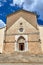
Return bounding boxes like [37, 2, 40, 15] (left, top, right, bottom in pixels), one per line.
[20, 23, 22, 25]
[19, 28, 23, 32]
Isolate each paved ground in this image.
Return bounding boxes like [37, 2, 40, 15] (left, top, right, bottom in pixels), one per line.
[0, 53, 43, 65]
[0, 63, 43, 65]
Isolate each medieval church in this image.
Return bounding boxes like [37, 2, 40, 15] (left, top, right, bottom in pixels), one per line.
[0, 10, 43, 65]
[4, 9, 42, 54]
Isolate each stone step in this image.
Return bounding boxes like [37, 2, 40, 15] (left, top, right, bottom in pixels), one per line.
[0, 53, 43, 63]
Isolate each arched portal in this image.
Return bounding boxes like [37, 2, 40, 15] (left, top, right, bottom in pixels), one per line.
[17, 36, 25, 51]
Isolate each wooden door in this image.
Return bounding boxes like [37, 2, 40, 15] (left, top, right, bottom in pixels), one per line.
[19, 43, 24, 51]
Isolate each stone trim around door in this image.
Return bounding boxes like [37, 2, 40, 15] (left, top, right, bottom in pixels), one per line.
[15, 35, 28, 52]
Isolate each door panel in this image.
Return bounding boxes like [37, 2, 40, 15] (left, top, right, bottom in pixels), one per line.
[19, 43, 24, 51]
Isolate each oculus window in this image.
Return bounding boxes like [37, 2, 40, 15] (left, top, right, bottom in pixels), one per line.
[19, 28, 23, 32]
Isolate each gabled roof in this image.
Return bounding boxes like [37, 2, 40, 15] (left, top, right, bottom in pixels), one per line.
[7, 9, 37, 17]
[6, 9, 38, 30]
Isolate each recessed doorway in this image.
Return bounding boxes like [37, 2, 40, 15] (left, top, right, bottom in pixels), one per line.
[19, 43, 24, 51]
[17, 36, 25, 51]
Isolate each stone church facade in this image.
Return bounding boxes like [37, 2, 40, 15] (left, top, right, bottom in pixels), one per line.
[4, 10, 42, 54]
[0, 10, 43, 65]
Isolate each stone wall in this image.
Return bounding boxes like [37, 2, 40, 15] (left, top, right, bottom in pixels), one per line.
[4, 33, 42, 54]
[0, 27, 6, 53]
[0, 53, 43, 63]
[5, 35, 15, 42]
[6, 17, 38, 35]
[4, 43, 14, 54]
[28, 42, 41, 54]
[6, 10, 37, 30]
[4, 10, 42, 54]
